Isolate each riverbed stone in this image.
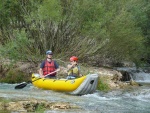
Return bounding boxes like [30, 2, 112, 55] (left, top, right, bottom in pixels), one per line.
[0, 102, 5, 110]
[130, 80, 140, 86]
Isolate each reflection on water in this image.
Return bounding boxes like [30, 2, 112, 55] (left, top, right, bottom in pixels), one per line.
[0, 83, 150, 113]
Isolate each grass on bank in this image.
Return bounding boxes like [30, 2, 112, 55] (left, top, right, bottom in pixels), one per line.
[97, 77, 110, 92]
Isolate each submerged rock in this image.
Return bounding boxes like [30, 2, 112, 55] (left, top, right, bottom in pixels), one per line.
[130, 80, 140, 86]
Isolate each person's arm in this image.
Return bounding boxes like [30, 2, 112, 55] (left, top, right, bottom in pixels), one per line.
[39, 68, 45, 78]
[67, 64, 73, 72]
[67, 61, 76, 71]
[67, 64, 72, 70]
[78, 66, 83, 77]
[55, 68, 60, 72]
[39, 61, 45, 78]
[78, 68, 83, 77]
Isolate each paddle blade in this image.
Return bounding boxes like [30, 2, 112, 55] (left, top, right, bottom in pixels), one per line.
[15, 82, 28, 89]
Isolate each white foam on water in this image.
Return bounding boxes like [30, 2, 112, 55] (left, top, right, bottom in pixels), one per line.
[123, 87, 150, 102]
[83, 92, 120, 101]
[132, 72, 150, 81]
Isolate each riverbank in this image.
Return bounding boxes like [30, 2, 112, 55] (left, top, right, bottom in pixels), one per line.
[0, 97, 80, 112]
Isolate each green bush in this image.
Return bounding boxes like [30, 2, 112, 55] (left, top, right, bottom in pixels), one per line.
[35, 104, 45, 112]
[0, 69, 30, 83]
[97, 79, 110, 92]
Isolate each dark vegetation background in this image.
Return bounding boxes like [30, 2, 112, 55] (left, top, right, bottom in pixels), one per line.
[0, 0, 150, 83]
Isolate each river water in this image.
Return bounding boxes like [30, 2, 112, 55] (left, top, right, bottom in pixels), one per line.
[0, 69, 150, 113]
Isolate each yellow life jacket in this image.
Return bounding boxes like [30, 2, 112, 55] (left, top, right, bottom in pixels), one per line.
[68, 65, 79, 76]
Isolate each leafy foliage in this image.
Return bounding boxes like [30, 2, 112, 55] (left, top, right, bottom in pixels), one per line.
[0, 69, 29, 83]
[0, 0, 149, 66]
[38, 0, 62, 21]
[0, 30, 41, 62]
[97, 78, 110, 92]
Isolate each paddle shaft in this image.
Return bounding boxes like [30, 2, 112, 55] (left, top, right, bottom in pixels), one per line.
[43, 69, 58, 77]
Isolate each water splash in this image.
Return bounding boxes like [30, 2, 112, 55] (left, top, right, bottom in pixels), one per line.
[117, 67, 150, 84]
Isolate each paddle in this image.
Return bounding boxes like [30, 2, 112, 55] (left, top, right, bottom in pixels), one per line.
[14, 70, 59, 89]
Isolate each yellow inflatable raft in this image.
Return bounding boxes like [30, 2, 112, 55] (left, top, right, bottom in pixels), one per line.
[31, 73, 99, 95]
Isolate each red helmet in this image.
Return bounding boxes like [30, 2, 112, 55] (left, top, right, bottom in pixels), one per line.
[70, 56, 78, 62]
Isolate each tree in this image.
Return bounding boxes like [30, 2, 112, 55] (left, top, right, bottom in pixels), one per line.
[0, 0, 148, 67]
